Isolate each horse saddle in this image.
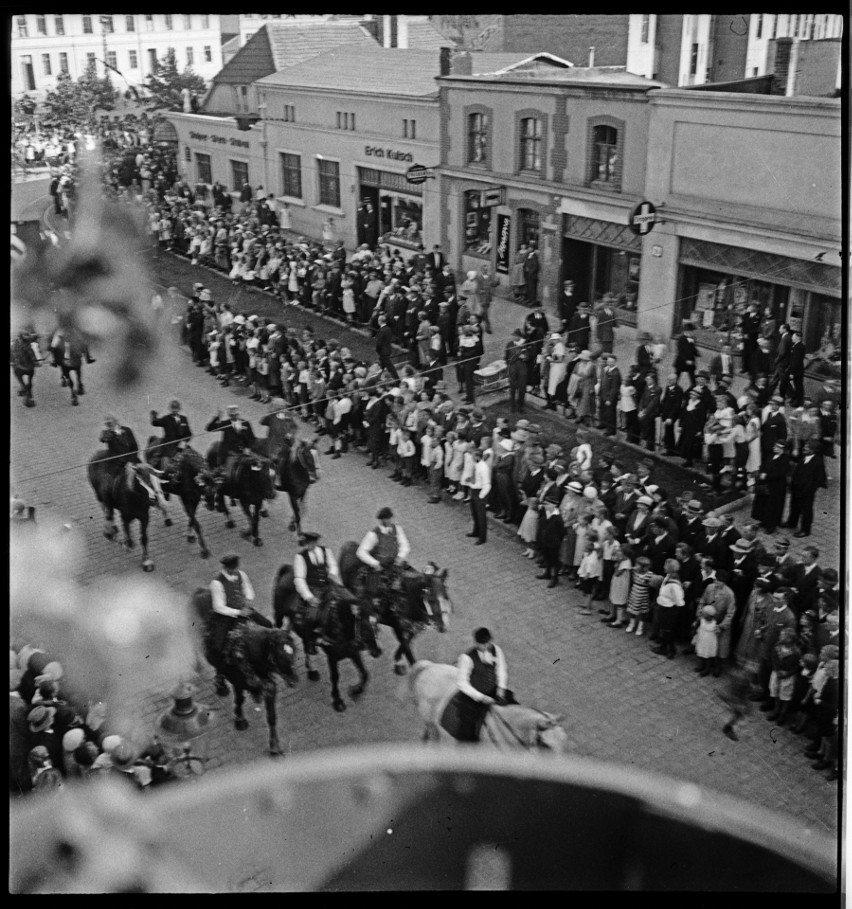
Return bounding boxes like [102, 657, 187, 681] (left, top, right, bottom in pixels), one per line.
[440, 692, 481, 741]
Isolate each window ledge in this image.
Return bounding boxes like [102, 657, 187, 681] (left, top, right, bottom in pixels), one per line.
[465, 160, 492, 171]
[518, 168, 545, 178]
[277, 196, 305, 207]
[588, 180, 621, 192]
[313, 204, 345, 217]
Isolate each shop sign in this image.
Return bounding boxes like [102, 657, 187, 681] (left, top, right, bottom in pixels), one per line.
[405, 163, 430, 184]
[629, 200, 657, 235]
[365, 145, 414, 163]
[479, 187, 505, 207]
[495, 214, 512, 274]
[189, 130, 250, 149]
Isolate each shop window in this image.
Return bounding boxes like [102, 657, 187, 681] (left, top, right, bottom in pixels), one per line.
[317, 158, 341, 208]
[467, 112, 488, 164]
[196, 153, 212, 185]
[379, 193, 423, 246]
[55, 15, 65, 35]
[806, 294, 841, 362]
[463, 190, 492, 257]
[125, 15, 135, 32]
[519, 117, 543, 172]
[516, 209, 540, 250]
[279, 152, 302, 199]
[230, 159, 249, 192]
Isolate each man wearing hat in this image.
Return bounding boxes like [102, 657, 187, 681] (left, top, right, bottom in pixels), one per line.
[356, 507, 411, 603]
[505, 329, 531, 414]
[611, 473, 639, 535]
[567, 302, 591, 351]
[751, 587, 798, 706]
[674, 323, 700, 384]
[786, 439, 827, 538]
[696, 569, 736, 676]
[760, 396, 788, 462]
[659, 372, 684, 456]
[634, 331, 657, 385]
[293, 531, 344, 653]
[637, 373, 662, 451]
[728, 537, 759, 625]
[149, 399, 193, 478]
[27, 704, 64, 774]
[789, 545, 822, 616]
[697, 515, 730, 571]
[597, 353, 621, 436]
[678, 500, 705, 548]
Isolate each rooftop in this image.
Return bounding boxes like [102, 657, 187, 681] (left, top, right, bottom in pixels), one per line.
[445, 66, 667, 90]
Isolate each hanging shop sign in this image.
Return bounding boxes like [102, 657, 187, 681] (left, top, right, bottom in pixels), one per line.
[496, 213, 512, 274]
[479, 186, 505, 207]
[405, 163, 430, 184]
[628, 199, 657, 235]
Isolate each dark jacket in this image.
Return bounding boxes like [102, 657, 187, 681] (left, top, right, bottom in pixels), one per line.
[99, 425, 140, 465]
[375, 325, 394, 360]
[205, 416, 256, 458]
[674, 335, 699, 373]
[790, 453, 828, 498]
[660, 383, 684, 422]
[537, 512, 566, 548]
[150, 411, 192, 455]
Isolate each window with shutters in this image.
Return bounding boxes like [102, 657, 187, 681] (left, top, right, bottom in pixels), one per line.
[317, 158, 341, 207]
[519, 117, 543, 172]
[82, 15, 93, 34]
[586, 116, 625, 191]
[280, 153, 302, 199]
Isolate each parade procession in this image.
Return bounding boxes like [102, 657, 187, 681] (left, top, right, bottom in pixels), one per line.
[10, 13, 842, 893]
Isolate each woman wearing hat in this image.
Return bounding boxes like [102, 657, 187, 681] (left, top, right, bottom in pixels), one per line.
[544, 331, 567, 411]
[572, 350, 597, 426]
[677, 386, 706, 467]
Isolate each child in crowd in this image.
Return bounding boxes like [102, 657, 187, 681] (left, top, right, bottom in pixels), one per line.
[570, 513, 592, 582]
[766, 627, 801, 727]
[459, 440, 476, 504]
[387, 415, 402, 481]
[445, 431, 462, 497]
[397, 429, 416, 487]
[605, 542, 632, 627]
[693, 605, 718, 676]
[518, 496, 540, 559]
[598, 526, 619, 614]
[427, 429, 444, 504]
[625, 556, 659, 636]
[577, 532, 602, 616]
[420, 424, 435, 481]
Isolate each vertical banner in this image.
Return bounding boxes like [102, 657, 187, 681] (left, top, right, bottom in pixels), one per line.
[495, 213, 511, 274]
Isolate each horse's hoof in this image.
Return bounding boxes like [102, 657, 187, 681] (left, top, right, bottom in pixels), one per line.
[260, 508, 269, 518]
[349, 686, 365, 701]
[333, 700, 346, 712]
[103, 530, 117, 541]
[164, 518, 173, 527]
[234, 718, 249, 731]
[200, 549, 210, 559]
[307, 669, 321, 682]
[253, 537, 263, 547]
[269, 745, 284, 757]
[124, 540, 135, 550]
[142, 561, 155, 572]
[225, 520, 236, 529]
[394, 663, 408, 676]
[187, 534, 195, 543]
[240, 529, 252, 540]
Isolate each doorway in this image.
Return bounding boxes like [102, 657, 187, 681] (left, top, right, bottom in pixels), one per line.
[357, 186, 379, 247]
[561, 238, 593, 304]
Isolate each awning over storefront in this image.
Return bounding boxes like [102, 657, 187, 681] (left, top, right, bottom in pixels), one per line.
[563, 215, 642, 254]
[152, 118, 179, 146]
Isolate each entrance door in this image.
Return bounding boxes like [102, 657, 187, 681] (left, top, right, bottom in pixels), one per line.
[561, 238, 594, 304]
[356, 186, 379, 247]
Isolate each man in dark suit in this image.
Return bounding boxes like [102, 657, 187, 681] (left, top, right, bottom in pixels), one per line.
[567, 303, 591, 351]
[558, 281, 577, 332]
[644, 519, 677, 575]
[362, 385, 387, 468]
[505, 330, 531, 414]
[674, 323, 700, 384]
[522, 302, 549, 388]
[770, 323, 792, 399]
[427, 244, 446, 273]
[719, 514, 741, 551]
[788, 330, 806, 407]
[760, 395, 788, 461]
[697, 516, 730, 571]
[612, 474, 640, 535]
[785, 439, 827, 537]
[635, 331, 656, 385]
[598, 353, 621, 436]
[678, 500, 705, 549]
[594, 294, 619, 353]
[535, 501, 566, 587]
[739, 303, 762, 376]
[637, 373, 662, 451]
[205, 404, 256, 466]
[659, 372, 684, 455]
[790, 545, 822, 616]
[374, 314, 399, 379]
[523, 241, 540, 305]
[150, 400, 192, 461]
[99, 415, 141, 471]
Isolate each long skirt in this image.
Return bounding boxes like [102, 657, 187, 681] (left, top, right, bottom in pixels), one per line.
[750, 476, 786, 528]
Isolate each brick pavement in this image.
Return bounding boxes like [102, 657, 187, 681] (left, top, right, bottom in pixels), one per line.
[10, 200, 839, 850]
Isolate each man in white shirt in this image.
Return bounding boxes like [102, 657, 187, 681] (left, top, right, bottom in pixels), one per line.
[466, 449, 492, 544]
[357, 506, 411, 603]
[293, 531, 343, 652]
[454, 627, 513, 742]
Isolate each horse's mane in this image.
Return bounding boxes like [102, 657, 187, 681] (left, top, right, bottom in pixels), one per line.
[337, 541, 361, 589]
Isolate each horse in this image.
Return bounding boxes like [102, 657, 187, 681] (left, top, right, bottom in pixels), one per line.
[87, 451, 156, 571]
[190, 588, 298, 755]
[145, 440, 216, 559]
[337, 540, 452, 675]
[205, 442, 275, 547]
[407, 661, 569, 753]
[274, 434, 319, 534]
[271, 565, 382, 712]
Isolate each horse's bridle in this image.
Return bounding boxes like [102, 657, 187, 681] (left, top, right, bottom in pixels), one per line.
[487, 705, 555, 750]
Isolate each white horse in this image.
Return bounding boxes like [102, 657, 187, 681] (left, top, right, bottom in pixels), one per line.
[407, 660, 569, 753]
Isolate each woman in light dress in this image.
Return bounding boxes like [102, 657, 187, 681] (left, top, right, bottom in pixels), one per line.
[545, 332, 567, 410]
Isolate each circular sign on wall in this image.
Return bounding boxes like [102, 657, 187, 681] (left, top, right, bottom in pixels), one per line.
[406, 164, 429, 185]
[629, 200, 657, 236]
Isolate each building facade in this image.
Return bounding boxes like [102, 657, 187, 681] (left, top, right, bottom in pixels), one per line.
[437, 69, 663, 312]
[11, 13, 223, 99]
[640, 89, 841, 353]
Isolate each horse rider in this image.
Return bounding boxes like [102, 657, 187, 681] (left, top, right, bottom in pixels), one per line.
[208, 552, 263, 691]
[455, 627, 513, 743]
[356, 506, 411, 607]
[11, 328, 39, 408]
[100, 414, 170, 522]
[292, 530, 344, 653]
[48, 328, 86, 405]
[259, 406, 296, 486]
[205, 403, 257, 509]
[150, 399, 193, 480]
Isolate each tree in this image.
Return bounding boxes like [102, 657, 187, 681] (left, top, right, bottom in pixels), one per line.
[41, 62, 116, 126]
[144, 48, 207, 113]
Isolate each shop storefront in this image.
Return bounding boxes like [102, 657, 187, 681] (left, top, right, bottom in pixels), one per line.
[561, 215, 643, 323]
[357, 166, 424, 250]
[676, 238, 841, 364]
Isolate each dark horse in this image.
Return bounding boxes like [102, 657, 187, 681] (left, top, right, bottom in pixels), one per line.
[190, 588, 297, 754]
[272, 566, 382, 712]
[337, 541, 452, 674]
[206, 442, 275, 546]
[274, 433, 318, 534]
[87, 451, 156, 571]
[146, 440, 217, 559]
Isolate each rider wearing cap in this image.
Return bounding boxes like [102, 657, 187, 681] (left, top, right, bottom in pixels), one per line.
[454, 627, 513, 742]
[205, 403, 257, 508]
[292, 531, 344, 652]
[356, 506, 410, 605]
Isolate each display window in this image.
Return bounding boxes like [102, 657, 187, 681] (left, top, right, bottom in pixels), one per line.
[379, 192, 422, 247]
[464, 190, 492, 257]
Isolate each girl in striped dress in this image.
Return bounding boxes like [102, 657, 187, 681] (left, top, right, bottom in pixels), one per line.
[625, 556, 661, 636]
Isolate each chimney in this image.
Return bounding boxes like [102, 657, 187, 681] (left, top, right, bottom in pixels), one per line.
[382, 14, 399, 47]
[439, 46, 451, 76]
[451, 50, 473, 76]
[770, 37, 799, 96]
[397, 14, 408, 49]
[588, 46, 595, 67]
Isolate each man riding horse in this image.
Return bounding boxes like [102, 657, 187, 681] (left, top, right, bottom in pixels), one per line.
[208, 552, 264, 693]
[292, 530, 345, 654]
[205, 404, 257, 511]
[356, 506, 411, 611]
[149, 399, 193, 483]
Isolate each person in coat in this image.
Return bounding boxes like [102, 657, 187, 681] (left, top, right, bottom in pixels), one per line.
[572, 349, 597, 425]
[510, 244, 529, 304]
[523, 242, 540, 305]
[674, 323, 700, 384]
[787, 330, 806, 407]
[374, 314, 399, 380]
[567, 303, 591, 352]
[505, 330, 530, 414]
[634, 331, 657, 385]
[597, 353, 621, 436]
[785, 439, 827, 537]
[770, 323, 792, 400]
[696, 570, 736, 675]
[637, 373, 662, 451]
[522, 302, 549, 387]
[362, 386, 387, 468]
[150, 399, 193, 465]
[659, 372, 684, 455]
[593, 294, 618, 353]
[536, 500, 566, 587]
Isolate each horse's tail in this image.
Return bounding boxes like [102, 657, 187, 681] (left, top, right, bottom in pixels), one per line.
[337, 540, 361, 590]
[272, 564, 296, 629]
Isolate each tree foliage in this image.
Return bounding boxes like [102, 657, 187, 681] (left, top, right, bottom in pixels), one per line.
[41, 62, 117, 125]
[144, 48, 207, 113]
[434, 15, 481, 48]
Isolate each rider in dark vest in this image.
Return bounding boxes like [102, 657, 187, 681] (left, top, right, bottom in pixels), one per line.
[208, 553, 263, 691]
[356, 506, 411, 604]
[454, 627, 512, 742]
[292, 531, 343, 652]
[205, 404, 257, 509]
